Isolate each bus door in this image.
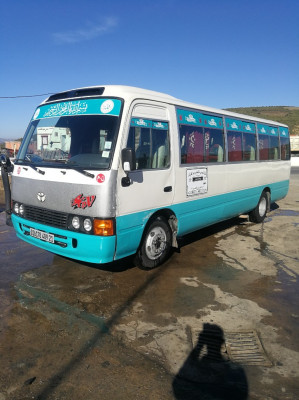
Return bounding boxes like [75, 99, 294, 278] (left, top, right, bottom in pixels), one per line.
[115, 103, 175, 259]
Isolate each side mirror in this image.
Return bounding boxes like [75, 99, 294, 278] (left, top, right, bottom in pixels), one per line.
[0, 154, 8, 165]
[121, 148, 136, 187]
[121, 148, 136, 172]
[0, 154, 12, 170]
[0, 154, 13, 226]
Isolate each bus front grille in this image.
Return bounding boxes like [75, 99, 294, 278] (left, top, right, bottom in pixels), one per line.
[23, 205, 68, 229]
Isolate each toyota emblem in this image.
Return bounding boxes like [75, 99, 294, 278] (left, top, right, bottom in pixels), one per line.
[37, 192, 46, 202]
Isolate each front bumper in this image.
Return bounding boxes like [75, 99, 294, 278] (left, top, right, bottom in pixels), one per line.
[12, 214, 116, 264]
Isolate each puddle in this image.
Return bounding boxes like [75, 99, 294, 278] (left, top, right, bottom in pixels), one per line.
[0, 212, 54, 323]
[272, 209, 299, 217]
[0, 213, 54, 289]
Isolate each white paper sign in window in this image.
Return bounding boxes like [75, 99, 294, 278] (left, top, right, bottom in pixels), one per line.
[187, 168, 208, 196]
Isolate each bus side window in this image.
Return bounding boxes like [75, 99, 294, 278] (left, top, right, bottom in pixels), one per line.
[243, 132, 256, 161]
[180, 125, 224, 164]
[280, 137, 290, 160]
[127, 126, 151, 169]
[152, 128, 170, 168]
[259, 134, 269, 160]
[205, 128, 224, 163]
[227, 131, 242, 161]
[180, 125, 204, 164]
[127, 120, 170, 170]
[136, 128, 151, 169]
[269, 136, 279, 160]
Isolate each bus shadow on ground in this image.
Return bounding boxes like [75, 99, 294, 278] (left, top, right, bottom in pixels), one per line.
[178, 215, 249, 249]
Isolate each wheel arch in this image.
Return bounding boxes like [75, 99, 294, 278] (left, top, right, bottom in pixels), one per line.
[140, 208, 178, 250]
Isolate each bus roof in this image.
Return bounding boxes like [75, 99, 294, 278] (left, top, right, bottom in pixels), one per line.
[42, 85, 288, 128]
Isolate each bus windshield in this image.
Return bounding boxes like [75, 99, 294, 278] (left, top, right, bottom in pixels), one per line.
[17, 98, 122, 170]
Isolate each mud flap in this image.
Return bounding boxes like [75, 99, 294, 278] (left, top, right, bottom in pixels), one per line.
[168, 215, 178, 248]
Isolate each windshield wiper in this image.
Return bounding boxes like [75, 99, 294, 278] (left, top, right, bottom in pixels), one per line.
[20, 162, 45, 175]
[65, 165, 95, 179]
[31, 165, 45, 175]
[65, 161, 95, 179]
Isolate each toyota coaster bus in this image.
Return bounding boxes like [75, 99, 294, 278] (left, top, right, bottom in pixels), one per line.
[1, 85, 291, 269]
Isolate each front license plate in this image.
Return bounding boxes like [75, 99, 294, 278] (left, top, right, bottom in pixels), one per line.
[30, 228, 54, 243]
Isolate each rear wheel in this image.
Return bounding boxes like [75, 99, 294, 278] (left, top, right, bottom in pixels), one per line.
[249, 191, 268, 223]
[136, 217, 172, 269]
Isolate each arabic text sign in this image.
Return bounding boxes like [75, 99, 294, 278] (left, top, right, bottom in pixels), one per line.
[33, 99, 122, 120]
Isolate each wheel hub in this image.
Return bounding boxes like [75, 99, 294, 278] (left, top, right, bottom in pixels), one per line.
[259, 197, 267, 217]
[145, 227, 167, 260]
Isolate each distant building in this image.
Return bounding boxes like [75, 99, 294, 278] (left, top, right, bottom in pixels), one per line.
[4, 140, 21, 157]
[290, 135, 299, 153]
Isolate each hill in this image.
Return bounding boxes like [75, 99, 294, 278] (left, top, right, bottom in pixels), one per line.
[225, 106, 299, 135]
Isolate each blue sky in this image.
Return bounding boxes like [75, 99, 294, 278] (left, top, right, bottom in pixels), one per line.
[0, 0, 298, 139]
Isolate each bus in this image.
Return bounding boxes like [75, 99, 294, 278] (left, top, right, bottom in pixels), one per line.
[1, 86, 291, 269]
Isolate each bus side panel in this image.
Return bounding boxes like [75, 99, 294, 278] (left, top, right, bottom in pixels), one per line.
[115, 208, 164, 260]
[172, 186, 255, 236]
[172, 159, 290, 234]
[269, 180, 289, 203]
[114, 178, 289, 260]
[115, 212, 148, 260]
[173, 180, 289, 237]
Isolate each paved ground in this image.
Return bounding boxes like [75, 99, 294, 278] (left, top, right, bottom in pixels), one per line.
[0, 170, 298, 400]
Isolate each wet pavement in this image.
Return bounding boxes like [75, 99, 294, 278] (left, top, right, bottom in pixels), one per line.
[0, 170, 298, 400]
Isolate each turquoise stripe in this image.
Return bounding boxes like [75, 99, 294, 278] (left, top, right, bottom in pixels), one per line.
[270, 180, 289, 201]
[115, 180, 289, 259]
[177, 109, 203, 126]
[130, 118, 152, 128]
[257, 124, 269, 135]
[242, 122, 255, 133]
[153, 121, 168, 130]
[269, 127, 279, 136]
[173, 180, 289, 235]
[177, 109, 223, 128]
[226, 119, 256, 134]
[33, 98, 121, 120]
[257, 124, 279, 136]
[226, 118, 242, 131]
[12, 214, 116, 264]
[279, 127, 289, 138]
[130, 119, 169, 130]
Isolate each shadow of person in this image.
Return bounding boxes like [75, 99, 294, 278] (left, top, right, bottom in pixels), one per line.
[173, 323, 248, 400]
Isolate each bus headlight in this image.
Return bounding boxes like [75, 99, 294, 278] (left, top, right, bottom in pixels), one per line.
[19, 204, 25, 216]
[83, 218, 92, 232]
[14, 202, 19, 214]
[72, 216, 80, 230]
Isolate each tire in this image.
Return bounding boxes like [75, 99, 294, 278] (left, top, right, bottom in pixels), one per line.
[136, 217, 172, 269]
[249, 191, 268, 223]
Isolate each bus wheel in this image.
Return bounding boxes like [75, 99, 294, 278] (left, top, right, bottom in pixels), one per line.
[249, 191, 268, 223]
[136, 217, 172, 269]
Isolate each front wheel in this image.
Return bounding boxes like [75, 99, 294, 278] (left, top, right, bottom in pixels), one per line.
[136, 217, 172, 269]
[249, 191, 268, 223]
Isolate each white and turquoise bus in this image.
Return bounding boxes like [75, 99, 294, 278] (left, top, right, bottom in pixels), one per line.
[4, 86, 291, 268]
